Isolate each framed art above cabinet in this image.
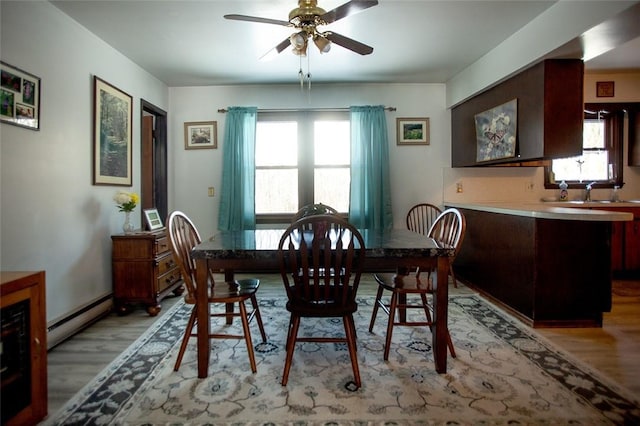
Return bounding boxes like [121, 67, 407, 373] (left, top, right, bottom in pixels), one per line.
[451, 59, 584, 167]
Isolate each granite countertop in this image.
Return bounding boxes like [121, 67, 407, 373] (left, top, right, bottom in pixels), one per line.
[445, 201, 635, 222]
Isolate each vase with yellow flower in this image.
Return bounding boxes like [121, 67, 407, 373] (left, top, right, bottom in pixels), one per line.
[114, 191, 140, 234]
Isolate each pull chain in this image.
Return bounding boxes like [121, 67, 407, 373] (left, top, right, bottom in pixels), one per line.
[299, 54, 304, 90]
[307, 52, 311, 94]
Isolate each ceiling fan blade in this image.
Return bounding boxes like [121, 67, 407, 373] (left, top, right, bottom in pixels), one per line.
[259, 38, 292, 61]
[224, 14, 290, 27]
[321, 0, 378, 24]
[325, 32, 373, 55]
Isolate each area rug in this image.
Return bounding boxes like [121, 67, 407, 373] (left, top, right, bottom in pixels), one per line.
[46, 294, 639, 425]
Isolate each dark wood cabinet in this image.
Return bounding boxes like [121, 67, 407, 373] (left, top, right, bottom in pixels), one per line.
[451, 59, 584, 167]
[629, 108, 640, 166]
[111, 230, 183, 316]
[624, 217, 640, 271]
[590, 206, 640, 276]
[452, 208, 612, 327]
[1, 271, 47, 425]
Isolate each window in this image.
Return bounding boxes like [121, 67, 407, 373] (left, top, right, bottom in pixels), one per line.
[255, 111, 350, 222]
[545, 104, 624, 189]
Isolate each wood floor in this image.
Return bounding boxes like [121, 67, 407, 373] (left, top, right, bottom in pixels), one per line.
[41, 275, 640, 423]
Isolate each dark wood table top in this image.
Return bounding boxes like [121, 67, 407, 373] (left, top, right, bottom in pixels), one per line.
[191, 228, 455, 261]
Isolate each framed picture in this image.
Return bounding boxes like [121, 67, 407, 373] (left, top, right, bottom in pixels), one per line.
[474, 98, 518, 162]
[0, 61, 40, 130]
[143, 208, 164, 231]
[596, 81, 615, 98]
[397, 118, 429, 145]
[93, 76, 133, 186]
[184, 121, 217, 150]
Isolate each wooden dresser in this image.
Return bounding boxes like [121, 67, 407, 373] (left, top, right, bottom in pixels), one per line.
[111, 230, 183, 316]
[0, 271, 47, 425]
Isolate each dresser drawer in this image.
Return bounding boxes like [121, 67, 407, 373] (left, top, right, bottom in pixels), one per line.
[157, 268, 181, 294]
[154, 235, 170, 255]
[157, 252, 178, 275]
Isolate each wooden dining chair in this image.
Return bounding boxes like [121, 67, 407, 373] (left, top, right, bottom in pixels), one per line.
[427, 207, 466, 288]
[406, 203, 442, 237]
[292, 203, 338, 222]
[277, 214, 366, 388]
[166, 211, 267, 373]
[368, 208, 466, 360]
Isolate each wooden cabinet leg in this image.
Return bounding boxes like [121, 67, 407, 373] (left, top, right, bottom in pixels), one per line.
[115, 301, 130, 316]
[146, 304, 161, 316]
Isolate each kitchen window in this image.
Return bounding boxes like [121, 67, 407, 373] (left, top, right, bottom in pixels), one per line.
[545, 104, 624, 189]
[255, 111, 350, 223]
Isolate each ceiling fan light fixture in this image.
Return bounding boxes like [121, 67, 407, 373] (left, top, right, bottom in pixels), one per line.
[289, 31, 307, 49]
[313, 34, 331, 53]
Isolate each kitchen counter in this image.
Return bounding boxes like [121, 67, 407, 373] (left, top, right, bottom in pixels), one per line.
[445, 201, 633, 222]
[445, 202, 628, 328]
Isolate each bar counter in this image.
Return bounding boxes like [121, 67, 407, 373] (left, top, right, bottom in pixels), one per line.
[444, 202, 633, 328]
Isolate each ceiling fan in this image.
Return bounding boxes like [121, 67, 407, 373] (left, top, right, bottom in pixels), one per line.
[224, 0, 378, 58]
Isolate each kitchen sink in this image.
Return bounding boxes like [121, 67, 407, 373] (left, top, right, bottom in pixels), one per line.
[563, 200, 640, 204]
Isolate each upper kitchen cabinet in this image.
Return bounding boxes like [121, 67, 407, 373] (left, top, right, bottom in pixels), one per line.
[452, 59, 584, 167]
[630, 108, 640, 166]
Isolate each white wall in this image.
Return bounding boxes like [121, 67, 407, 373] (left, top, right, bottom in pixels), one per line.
[0, 2, 168, 324]
[168, 83, 449, 238]
[443, 72, 640, 205]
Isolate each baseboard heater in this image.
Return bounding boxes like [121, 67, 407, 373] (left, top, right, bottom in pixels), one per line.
[46, 294, 113, 349]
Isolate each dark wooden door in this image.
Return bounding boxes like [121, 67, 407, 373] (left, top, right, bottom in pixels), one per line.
[140, 100, 168, 226]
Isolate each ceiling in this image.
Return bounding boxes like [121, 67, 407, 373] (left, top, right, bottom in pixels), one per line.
[50, 0, 640, 87]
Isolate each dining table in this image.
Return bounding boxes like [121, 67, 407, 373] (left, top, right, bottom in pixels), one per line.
[190, 227, 455, 378]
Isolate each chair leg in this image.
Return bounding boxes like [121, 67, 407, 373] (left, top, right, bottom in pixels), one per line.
[281, 314, 300, 386]
[450, 265, 458, 288]
[384, 292, 398, 361]
[238, 301, 257, 373]
[344, 314, 361, 388]
[174, 308, 197, 371]
[250, 295, 267, 342]
[420, 293, 433, 322]
[446, 329, 457, 358]
[368, 285, 385, 332]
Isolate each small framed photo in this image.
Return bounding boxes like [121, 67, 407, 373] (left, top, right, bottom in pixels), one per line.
[184, 121, 217, 150]
[596, 81, 615, 98]
[0, 61, 40, 130]
[143, 208, 164, 231]
[397, 117, 430, 145]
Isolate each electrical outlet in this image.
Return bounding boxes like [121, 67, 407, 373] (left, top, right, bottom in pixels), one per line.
[526, 182, 535, 192]
[456, 182, 463, 193]
[208, 187, 215, 197]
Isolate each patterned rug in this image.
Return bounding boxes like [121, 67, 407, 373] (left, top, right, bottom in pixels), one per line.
[46, 294, 639, 425]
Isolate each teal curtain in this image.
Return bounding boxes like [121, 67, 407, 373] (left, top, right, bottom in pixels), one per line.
[218, 107, 257, 230]
[348, 105, 393, 230]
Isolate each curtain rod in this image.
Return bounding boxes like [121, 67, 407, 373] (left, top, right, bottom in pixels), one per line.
[217, 107, 396, 113]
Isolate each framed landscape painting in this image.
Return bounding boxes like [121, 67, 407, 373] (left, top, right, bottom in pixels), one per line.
[397, 118, 429, 145]
[93, 76, 133, 186]
[0, 61, 40, 130]
[184, 121, 217, 150]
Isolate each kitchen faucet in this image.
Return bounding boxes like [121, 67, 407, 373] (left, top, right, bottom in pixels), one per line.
[584, 182, 596, 201]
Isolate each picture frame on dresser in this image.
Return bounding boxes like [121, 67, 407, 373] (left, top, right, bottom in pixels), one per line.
[0, 61, 41, 130]
[143, 208, 164, 231]
[93, 76, 133, 186]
